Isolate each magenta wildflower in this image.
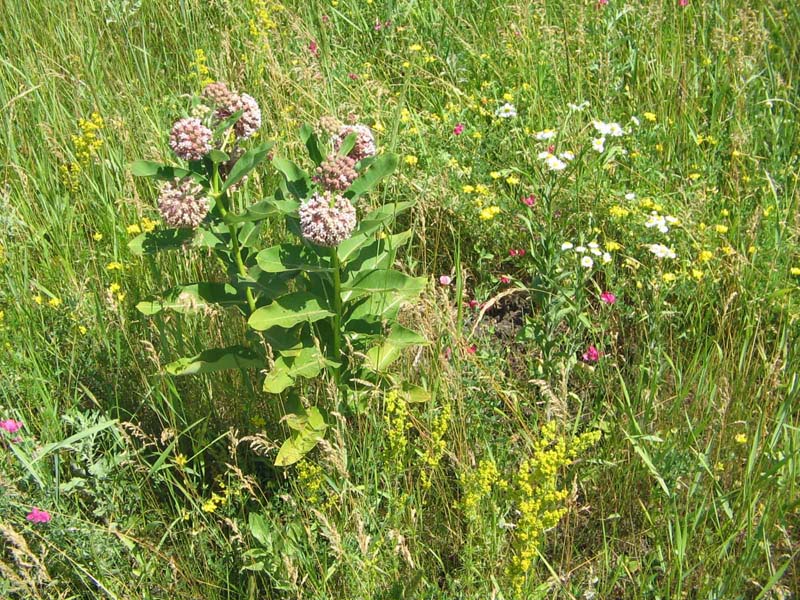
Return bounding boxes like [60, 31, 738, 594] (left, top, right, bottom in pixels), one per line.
[466, 344, 477, 355]
[453, 123, 465, 136]
[582, 345, 600, 363]
[509, 248, 526, 257]
[0, 419, 23, 434]
[439, 275, 452, 286]
[309, 40, 319, 57]
[521, 194, 536, 207]
[500, 275, 511, 284]
[679, 0, 689, 5]
[26, 507, 51, 523]
[600, 291, 617, 305]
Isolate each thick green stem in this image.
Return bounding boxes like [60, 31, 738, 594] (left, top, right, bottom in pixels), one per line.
[330, 247, 343, 385]
[212, 165, 256, 315]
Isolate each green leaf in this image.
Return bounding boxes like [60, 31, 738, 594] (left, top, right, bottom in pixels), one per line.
[256, 244, 329, 273]
[364, 324, 427, 372]
[342, 230, 413, 276]
[208, 149, 230, 164]
[401, 382, 431, 403]
[239, 221, 262, 249]
[336, 132, 357, 158]
[272, 157, 310, 199]
[345, 291, 409, 324]
[263, 346, 337, 394]
[213, 108, 244, 136]
[300, 123, 325, 165]
[129, 160, 191, 181]
[136, 282, 245, 315]
[248, 292, 334, 331]
[165, 346, 263, 376]
[221, 141, 274, 193]
[341, 269, 426, 303]
[337, 201, 415, 262]
[249, 513, 272, 548]
[128, 228, 208, 256]
[346, 153, 398, 200]
[224, 197, 300, 224]
[275, 406, 327, 467]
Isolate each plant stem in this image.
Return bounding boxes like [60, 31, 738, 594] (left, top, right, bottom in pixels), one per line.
[212, 164, 257, 315]
[331, 247, 343, 386]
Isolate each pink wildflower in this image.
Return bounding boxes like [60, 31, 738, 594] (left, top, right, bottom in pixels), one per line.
[439, 275, 452, 286]
[521, 194, 536, 207]
[582, 345, 600, 363]
[500, 275, 511, 284]
[679, 0, 689, 5]
[600, 291, 617, 305]
[26, 508, 51, 524]
[509, 248, 526, 257]
[467, 299, 480, 310]
[547, 144, 556, 154]
[466, 344, 477, 355]
[0, 419, 23, 434]
[348, 73, 359, 80]
[309, 40, 319, 57]
[453, 123, 465, 136]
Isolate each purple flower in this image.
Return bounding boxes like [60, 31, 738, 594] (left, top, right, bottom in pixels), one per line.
[0, 419, 23, 434]
[26, 507, 51, 523]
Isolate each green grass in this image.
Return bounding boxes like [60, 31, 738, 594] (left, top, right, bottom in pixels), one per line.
[1, 0, 799, 598]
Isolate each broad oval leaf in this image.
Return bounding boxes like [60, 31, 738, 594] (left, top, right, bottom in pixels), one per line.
[272, 157, 310, 199]
[346, 153, 398, 200]
[248, 292, 334, 331]
[136, 282, 245, 315]
[221, 141, 274, 194]
[256, 244, 329, 273]
[165, 346, 263, 376]
[364, 324, 427, 372]
[341, 269, 426, 303]
[128, 228, 224, 256]
[274, 406, 327, 467]
[129, 160, 191, 181]
[300, 123, 325, 166]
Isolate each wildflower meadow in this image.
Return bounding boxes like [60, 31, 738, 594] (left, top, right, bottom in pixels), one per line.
[1, 0, 799, 598]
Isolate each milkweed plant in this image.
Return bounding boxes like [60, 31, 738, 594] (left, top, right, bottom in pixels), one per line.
[130, 83, 426, 465]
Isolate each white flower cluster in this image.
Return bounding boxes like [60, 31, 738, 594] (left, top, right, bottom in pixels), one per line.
[644, 211, 679, 234]
[538, 150, 574, 172]
[495, 103, 517, 118]
[534, 129, 557, 141]
[649, 243, 677, 259]
[560, 241, 612, 269]
[592, 119, 625, 137]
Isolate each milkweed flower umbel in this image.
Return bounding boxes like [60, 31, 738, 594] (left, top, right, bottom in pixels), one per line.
[299, 192, 357, 247]
[169, 118, 212, 161]
[158, 179, 210, 229]
[26, 507, 51, 524]
[313, 154, 358, 191]
[233, 93, 262, 139]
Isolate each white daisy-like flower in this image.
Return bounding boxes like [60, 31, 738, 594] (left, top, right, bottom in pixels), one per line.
[581, 256, 594, 269]
[588, 242, 600, 250]
[545, 155, 567, 171]
[535, 129, 557, 141]
[495, 103, 517, 118]
[567, 101, 591, 112]
[649, 243, 676, 259]
[602, 252, 612, 264]
[561, 242, 574, 251]
[608, 122, 625, 137]
[645, 212, 669, 233]
[538, 151, 553, 160]
[630, 116, 640, 126]
[665, 216, 678, 225]
[592, 137, 605, 152]
[592, 120, 612, 135]
[575, 245, 587, 253]
[559, 151, 575, 161]
[625, 192, 636, 200]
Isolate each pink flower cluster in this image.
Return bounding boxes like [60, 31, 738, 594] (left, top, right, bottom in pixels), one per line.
[26, 507, 51, 523]
[0, 419, 23, 434]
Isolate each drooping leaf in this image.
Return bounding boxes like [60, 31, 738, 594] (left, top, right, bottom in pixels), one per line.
[337, 201, 415, 262]
[341, 269, 426, 303]
[342, 230, 413, 277]
[300, 123, 325, 165]
[221, 141, 274, 194]
[346, 153, 398, 200]
[364, 324, 428, 372]
[129, 160, 191, 181]
[274, 406, 327, 466]
[256, 244, 329, 273]
[263, 346, 337, 394]
[248, 292, 334, 331]
[208, 149, 230, 164]
[336, 132, 357, 158]
[136, 282, 246, 315]
[272, 157, 310, 199]
[128, 228, 224, 256]
[165, 346, 263, 375]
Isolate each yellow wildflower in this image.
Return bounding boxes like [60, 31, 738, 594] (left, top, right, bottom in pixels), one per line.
[644, 112, 657, 122]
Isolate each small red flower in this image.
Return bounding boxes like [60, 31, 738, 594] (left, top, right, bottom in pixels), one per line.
[600, 291, 617, 305]
[582, 345, 600, 363]
[500, 275, 511, 284]
[453, 123, 465, 136]
[466, 344, 477, 355]
[309, 40, 319, 57]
